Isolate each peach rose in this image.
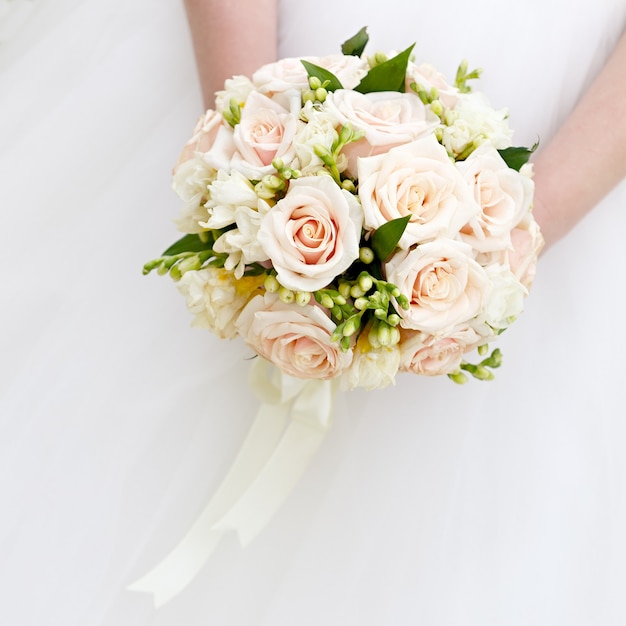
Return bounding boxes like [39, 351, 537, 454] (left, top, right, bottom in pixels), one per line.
[236, 293, 353, 380]
[231, 90, 299, 178]
[258, 175, 363, 292]
[399, 325, 483, 376]
[385, 239, 490, 333]
[174, 109, 224, 172]
[508, 213, 544, 289]
[457, 143, 535, 252]
[358, 136, 480, 248]
[326, 89, 438, 174]
[406, 62, 459, 109]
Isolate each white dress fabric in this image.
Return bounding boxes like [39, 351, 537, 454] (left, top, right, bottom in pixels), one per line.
[1, 1, 626, 624]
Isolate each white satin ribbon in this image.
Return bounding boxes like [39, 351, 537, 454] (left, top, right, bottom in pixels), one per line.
[128, 359, 335, 607]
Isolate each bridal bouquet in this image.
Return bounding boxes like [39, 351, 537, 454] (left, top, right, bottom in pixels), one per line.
[145, 28, 543, 388]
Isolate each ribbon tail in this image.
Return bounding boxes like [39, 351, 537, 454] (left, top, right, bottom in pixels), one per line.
[128, 361, 335, 607]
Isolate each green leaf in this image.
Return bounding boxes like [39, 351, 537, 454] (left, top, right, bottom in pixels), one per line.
[300, 60, 344, 92]
[355, 43, 415, 94]
[162, 233, 213, 256]
[341, 27, 369, 57]
[498, 142, 538, 171]
[371, 215, 411, 261]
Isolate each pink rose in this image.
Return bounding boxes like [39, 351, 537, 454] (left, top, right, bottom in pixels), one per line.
[358, 136, 480, 247]
[399, 325, 483, 376]
[258, 176, 363, 292]
[385, 239, 490, 333]
[326, 90, 438, 174]
[236, 293, 353, 380]
[231, 90, 299, 178]
[508, 214, 544, 289]
[174, 109, 223, 173]
[457, 144, 535, 252]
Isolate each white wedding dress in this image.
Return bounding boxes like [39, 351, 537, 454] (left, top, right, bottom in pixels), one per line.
[2, 1, 626, 624]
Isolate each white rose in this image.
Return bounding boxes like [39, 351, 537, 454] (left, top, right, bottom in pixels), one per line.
[176, 268, 264, 339]
[457, 143, 535, 252]
[258, 176, 363, 292]
[236, 293, 353, 380]
[480, 264, 527, 329]
[358, 136, 480, 247]
[508, 212, 544, 289]
[325, 89, 438, 174]
[231, 90, 299, 179]
[385, 239, 490, 334]
[399, 325, 483, 376]
[441, 92, 513, 157]
[342, 345, 400, 390]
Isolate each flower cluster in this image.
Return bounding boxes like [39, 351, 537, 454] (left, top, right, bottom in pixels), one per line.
[145, 28, 543, 388]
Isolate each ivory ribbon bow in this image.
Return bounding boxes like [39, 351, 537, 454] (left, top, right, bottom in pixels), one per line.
[128, 358, 335, 607]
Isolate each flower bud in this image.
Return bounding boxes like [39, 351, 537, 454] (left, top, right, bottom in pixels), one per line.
[279, 287, 295, 304]
[354, 297, 368, 311]
[295, 291, 311, 306]
[341, 179, 356, 193]
[315, 87, 328, 102]
[342, 315, 361, 337]
[387, 313, 401, 327]
[350, 284, 365, 299]
[358, 272, 373, 292]
[359, 247, 375, 264]
[338, 281, 351, 300]
[448, 371, 468, 385]
[319, 293, 335, 308]
[309, 76, 322, 90]
[264, 274, 280, 293]
[377, 323, 391, 346]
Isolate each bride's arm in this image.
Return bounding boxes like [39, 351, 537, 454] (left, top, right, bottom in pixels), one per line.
[532, 29, 626, 249]
[183, 0, 278, 109]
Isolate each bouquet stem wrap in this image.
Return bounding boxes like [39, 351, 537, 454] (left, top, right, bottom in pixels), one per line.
[129, 359, 335, 607]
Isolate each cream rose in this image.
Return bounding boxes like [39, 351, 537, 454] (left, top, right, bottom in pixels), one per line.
[457, 143, 535, 252]
[214, 75, 255, 113]
[236, 293, 353, 380]
[358, 136, 480, 247]
[176, 268, 264, 339]
[385, 239, 490, 333]
[399, 325, 483, 376]
[325, 89, 438, 174]
[508, 213, 544, 289]
[258, 175, 363, 292]
[174, 109, 224, 172]
[231, 90, 299, 178]
[406, 62, 459, 109]
[253, 54, 367, 98]
[172, 156, 214, 234]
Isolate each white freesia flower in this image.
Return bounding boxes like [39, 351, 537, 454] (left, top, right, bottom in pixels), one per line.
[440, 92, 513, 157]
[213, 199, 272, 278]
[214, 75, 255, 113]
[202, 169, 259, 230]
[342, 345, 400, 390]
[176, 268, 264, 339]
[172, 156, 214, 233]
[293, 101, 342, 176]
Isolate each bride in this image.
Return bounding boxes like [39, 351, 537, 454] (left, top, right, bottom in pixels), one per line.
[1, 0, 625, 624]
